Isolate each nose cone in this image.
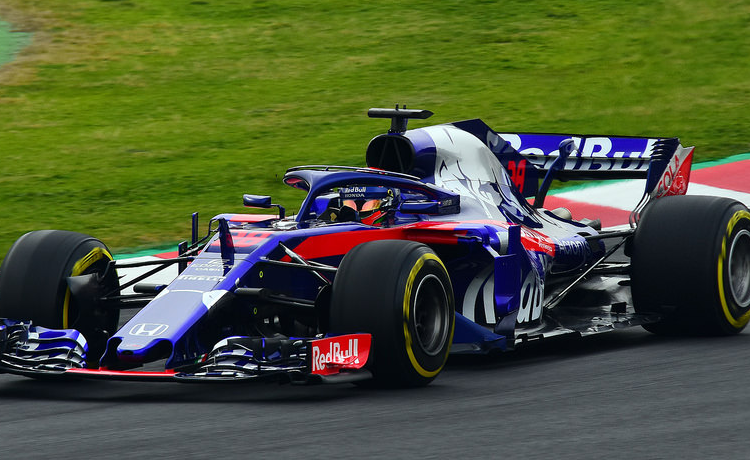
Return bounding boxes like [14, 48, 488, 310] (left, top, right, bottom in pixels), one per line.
[103, 253, 246, 368]
[110, 289, 209, 365]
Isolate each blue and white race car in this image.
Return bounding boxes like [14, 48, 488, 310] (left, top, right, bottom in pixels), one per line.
[1, 107, 748, 387]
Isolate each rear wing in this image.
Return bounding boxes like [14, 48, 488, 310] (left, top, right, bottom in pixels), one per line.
[451, 119, 694, 207]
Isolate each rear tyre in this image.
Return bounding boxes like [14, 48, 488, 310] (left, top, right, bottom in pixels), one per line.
[0, 230, 120, 360]
[631, 195, 750, 335]
[330, 240, 455, 387]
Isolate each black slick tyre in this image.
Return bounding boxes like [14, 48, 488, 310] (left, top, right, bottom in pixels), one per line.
[0, 230, 120, 359]
[330, 240, 455, 387]
[631, 195, 750, 335]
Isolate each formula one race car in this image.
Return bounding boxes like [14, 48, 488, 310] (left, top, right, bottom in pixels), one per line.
[1, 107, 749, 387]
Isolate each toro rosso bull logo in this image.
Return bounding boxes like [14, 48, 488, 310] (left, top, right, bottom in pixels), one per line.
[310, 334, 371, 375]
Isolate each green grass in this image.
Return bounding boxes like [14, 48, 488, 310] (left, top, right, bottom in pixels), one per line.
[1, 0, 749, 257]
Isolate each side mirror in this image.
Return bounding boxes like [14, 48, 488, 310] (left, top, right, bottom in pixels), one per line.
[243, 194, 286, 219]
[243, 194, 272, 208]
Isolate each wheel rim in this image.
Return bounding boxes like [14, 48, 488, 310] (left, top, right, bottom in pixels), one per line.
[412, 274, 450, 356]
[729, 229, 750, 308]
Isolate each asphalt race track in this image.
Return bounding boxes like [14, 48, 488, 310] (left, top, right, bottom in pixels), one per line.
[1, 328, 749, 459]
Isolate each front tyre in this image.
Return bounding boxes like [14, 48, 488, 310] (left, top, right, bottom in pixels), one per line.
[330, 240, 455, 387]
[0, 230, 120, 358]
[631, 196, 750, 335]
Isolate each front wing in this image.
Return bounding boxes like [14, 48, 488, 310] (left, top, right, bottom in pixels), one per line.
[0, 319, 372, 384]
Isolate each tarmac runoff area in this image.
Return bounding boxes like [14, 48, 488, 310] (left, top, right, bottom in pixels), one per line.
[115, 152, 750, 292]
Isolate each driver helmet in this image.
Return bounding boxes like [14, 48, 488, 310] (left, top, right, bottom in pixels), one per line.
[339, 186, 397, 225]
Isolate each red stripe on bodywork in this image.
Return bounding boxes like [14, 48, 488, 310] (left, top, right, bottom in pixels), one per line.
[459, 219, 557, 256]
[210, 230, 271, 249]
[228, 214, 278, 223]
[287, 223, 467, 260]
[286, 228, 405, 260]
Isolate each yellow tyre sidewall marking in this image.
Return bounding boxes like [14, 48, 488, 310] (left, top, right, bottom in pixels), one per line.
[62, 247, 113, 328]
[718, 210, 750, 329]
[402, 253, 455, 378]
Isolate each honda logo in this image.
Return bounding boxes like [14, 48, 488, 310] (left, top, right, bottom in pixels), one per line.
[129, 323, 169, 337]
